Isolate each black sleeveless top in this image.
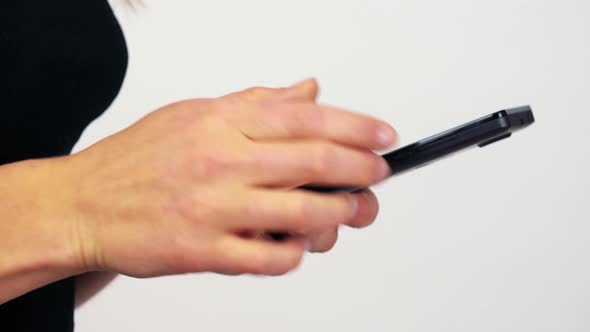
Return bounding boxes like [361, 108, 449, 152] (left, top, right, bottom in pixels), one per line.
[0, 1, 128, 331]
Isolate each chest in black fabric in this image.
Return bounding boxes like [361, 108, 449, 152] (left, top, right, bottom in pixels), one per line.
[0, 0, 128, 331]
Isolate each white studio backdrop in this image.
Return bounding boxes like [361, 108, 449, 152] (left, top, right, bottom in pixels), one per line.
[75, 1, 589, 331]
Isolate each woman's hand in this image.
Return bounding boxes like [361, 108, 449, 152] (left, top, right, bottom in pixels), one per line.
[59, 79, 397, 278]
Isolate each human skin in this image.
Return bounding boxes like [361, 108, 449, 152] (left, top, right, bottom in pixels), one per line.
[0, 79, 396, 305]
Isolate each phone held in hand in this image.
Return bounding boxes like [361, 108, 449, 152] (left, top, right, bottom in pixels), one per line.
[300, 105, 535, 193]
[265, 106, 535, 242]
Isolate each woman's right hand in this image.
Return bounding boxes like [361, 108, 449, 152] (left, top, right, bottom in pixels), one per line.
[56, 79, 397, 278]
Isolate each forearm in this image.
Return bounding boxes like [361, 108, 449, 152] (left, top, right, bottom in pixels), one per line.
[0, 157, 85, 304]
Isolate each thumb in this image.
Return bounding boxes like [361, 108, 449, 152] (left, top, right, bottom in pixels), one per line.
[222, 78, 319, 103]
[272, 78, 319, 102]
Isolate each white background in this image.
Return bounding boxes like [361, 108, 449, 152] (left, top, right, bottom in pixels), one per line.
[75, 0, 590, 331]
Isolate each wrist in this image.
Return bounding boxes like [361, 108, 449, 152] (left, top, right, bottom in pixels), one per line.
[0, 156, 89, 302]
[34, 155, 100, 275]
[14, 156, 93, 275]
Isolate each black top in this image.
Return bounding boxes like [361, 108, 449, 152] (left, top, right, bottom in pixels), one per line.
[0, 0, 128, 331]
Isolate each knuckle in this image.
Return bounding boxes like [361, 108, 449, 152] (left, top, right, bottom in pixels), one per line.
[203, 98, 244, 124]
[163, 193, 198, 223]
[241, 87, 277, 101]
[241, 87, 264, 98]
[248, 86, 266, 94]
[196, 153, 232, 178]
[191, 147, 249, 179]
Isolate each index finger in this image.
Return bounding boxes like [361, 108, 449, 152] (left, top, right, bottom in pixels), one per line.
[236, 102, 398, 151]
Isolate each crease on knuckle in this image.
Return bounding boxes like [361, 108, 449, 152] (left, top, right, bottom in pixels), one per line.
[202, 155, 230, 178]
[192, 149, 242, 179]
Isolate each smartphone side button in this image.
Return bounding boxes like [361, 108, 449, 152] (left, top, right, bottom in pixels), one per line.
[478, 133, 512, 148]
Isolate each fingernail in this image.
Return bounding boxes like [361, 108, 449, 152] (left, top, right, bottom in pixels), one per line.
[304, 239, 312, 252]
[378, 158, 391, 180]
[376, 124, 396, 147]
[348, 195, 359, 219]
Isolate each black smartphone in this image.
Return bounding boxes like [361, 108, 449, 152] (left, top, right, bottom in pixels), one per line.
[300, 105, 535, 193]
